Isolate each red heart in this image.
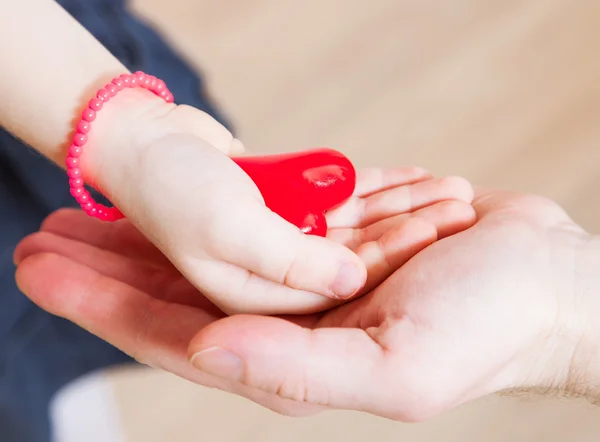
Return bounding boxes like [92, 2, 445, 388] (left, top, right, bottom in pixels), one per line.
[232, 148, 356, 236]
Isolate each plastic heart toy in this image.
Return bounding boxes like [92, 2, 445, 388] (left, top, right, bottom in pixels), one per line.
[232, 148, 356, 236]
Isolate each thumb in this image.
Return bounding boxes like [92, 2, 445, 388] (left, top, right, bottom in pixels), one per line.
[187, 315, 397, 416]
[206, 192, 368, 301]
[131, 135, 366, 304]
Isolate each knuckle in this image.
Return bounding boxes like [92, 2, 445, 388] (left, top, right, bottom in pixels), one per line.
[263, 229, 305, 287]
[281, 244, 302, 287]
[270, 373, 330, 407]
[441, 176, 474, 201]
[437, 199, 470, 216]
[406, 166, 431, 179]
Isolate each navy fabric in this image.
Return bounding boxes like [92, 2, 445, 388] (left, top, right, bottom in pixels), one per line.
[0, 1, 230, 440]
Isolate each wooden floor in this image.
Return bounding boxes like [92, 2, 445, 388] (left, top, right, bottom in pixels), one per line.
[110, 1, 600, 440]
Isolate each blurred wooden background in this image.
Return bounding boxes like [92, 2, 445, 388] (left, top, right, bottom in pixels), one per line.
[109, 0, 600, 440]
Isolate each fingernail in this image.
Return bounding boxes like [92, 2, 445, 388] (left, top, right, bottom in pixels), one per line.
[190, 347, 244, 382]
[330, 262, 364, 299]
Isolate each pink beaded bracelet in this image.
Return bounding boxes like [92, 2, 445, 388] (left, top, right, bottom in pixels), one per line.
[66, 71, 174, 221]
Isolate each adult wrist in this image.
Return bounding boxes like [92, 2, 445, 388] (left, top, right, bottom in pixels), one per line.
[514, 229, 600, 400]
[565, 233, 600, 399]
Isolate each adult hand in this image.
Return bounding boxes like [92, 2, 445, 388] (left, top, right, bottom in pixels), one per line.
[13, 167, 475, 415]
[185, 188, 600, 420]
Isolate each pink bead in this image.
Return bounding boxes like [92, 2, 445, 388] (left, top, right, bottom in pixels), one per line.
[134, 71, 146, 84]
[77, 120, 91, 134]
[69, 178, 84, 188]
[97, 88, 110, 102]
[73, 133, 87, 146]
[105, 83, 118, 96]
[77, 192, 90, 203]
[67, 168, 82, 178]
[89, 98, 103, 111]
[66, 156, 80, 168]
[121, 74, 132, 88]
[70, 187, 85, 198]
[68, 71, 169, 223]
[82, 108, 96, 122]
[69, 145, 83, 157]
[112, 78, 125, 91]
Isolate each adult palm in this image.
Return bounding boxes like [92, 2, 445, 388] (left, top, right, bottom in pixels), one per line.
[14, 167, 474, 416]
[191, 189, 587, 421]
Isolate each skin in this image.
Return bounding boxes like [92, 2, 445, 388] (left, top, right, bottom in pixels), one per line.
[15, 186, 600, 419]
[2, 0, 382, 315]
[185, 188, 600, 419]
[14, 167, 476, 416]
[2, 2, 478, 416]
[9, 0, 600, 422]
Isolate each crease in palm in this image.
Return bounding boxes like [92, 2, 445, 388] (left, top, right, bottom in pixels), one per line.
[13, 166, 476, 413]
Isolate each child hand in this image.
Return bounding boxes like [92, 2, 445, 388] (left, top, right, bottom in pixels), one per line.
[83, 96, 474, 315]
[84, 102, 367, 315]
